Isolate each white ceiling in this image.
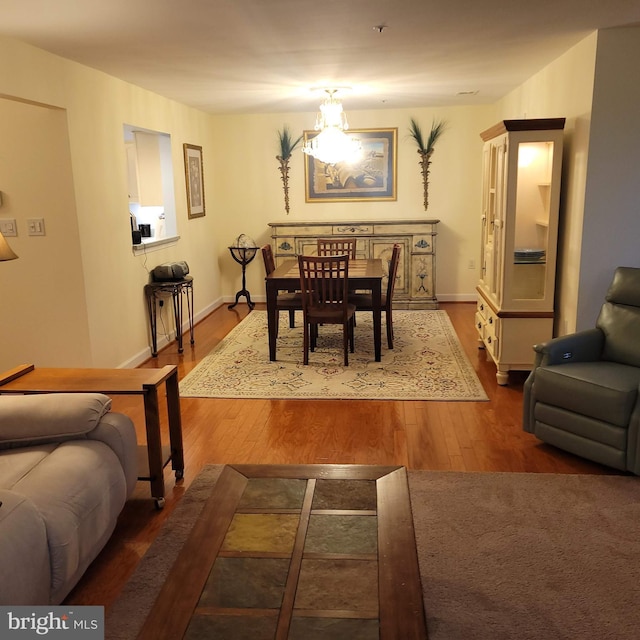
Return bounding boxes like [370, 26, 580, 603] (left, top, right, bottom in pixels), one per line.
[2, 0, 639, 114]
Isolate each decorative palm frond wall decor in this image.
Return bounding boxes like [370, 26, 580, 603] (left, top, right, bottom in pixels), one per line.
[276, 126, 303, 214]
[408, 118, 448, 211]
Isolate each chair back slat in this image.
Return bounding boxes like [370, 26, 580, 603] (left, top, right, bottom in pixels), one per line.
[317, 238, 357, 259]
[299, 254, 350, 317]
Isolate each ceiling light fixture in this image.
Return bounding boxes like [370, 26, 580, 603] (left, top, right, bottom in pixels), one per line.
[302, 89, 362, 165]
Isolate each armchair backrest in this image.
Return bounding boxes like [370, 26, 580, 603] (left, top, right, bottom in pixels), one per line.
[596, 267, 640, 366]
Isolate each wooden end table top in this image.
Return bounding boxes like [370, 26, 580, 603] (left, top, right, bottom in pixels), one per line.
[0, 363, 178, 394]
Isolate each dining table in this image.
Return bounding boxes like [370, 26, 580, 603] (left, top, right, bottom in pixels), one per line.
[266, 257, 384, 362]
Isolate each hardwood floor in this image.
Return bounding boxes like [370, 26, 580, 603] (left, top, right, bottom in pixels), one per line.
[64, 302, 612, 609]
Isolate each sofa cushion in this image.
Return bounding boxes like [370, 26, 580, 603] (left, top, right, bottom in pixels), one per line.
[11, 440, 128, 603]
[534, 404, 627, 450]
[605, 266, 640, 307]
[597, 302, 640, 367]
[0, 444, 56, 490]
[0, 490, 51, 605]
[534, 361, 640, 427]
[0, 393, 112, 447]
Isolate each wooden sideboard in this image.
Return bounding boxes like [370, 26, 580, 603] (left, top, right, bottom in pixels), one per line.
[268, 219, 439, 309]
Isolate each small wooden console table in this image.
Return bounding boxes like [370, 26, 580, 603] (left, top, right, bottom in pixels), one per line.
[0, 363, 184, 509]
[144, 276, 195, 357]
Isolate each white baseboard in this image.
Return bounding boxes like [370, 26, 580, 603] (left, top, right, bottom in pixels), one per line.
[437, 293, 477, 302]
[118, 296, 223, 369]
[118, 293, 475, 369]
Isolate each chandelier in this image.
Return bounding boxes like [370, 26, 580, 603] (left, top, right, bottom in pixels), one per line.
[302, 89, 362, 165]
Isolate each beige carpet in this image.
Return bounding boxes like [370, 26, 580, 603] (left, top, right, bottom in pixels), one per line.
[179, 310, 487, 400]
[107, 465, 640, 640]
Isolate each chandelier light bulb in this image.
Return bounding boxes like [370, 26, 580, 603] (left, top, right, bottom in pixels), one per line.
[303, 89, 361, 164]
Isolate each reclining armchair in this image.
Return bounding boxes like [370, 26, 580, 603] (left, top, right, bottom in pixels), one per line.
[523, 266, 640, 474]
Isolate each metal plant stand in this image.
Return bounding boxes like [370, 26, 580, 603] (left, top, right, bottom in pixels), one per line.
[228, 246, 257, 310]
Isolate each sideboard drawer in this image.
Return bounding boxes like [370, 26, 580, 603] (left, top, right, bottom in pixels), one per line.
[274, 237, 296, 255]
[412, 235, 435, 253]
[374, 222, 437, 235]
[332, 223, 374, 235]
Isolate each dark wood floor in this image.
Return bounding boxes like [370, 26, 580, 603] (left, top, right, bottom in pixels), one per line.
[64, 302, 612, 609]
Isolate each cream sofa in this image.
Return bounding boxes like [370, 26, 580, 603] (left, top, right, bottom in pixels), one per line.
[0, 392, 138, 604]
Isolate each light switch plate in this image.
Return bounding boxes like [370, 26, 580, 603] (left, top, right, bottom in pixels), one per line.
[27, 218, 46, 236]
[0, 218, 17, 237]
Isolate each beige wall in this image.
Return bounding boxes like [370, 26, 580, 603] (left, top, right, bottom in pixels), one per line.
[0, 36, 220, 370]
[212, 105, 495, 304]
[497, 26, 640, 333]
[4, 26, 634, 370]
[0, 35, 496, 372]
[496, 33, 598, 334]
[576, 26, 640, 328]
[0, 98, 91, 367]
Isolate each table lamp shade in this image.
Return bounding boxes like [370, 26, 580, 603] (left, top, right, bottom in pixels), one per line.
[0, 231, 18, 261]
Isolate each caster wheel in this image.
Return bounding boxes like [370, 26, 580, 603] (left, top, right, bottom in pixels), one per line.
[175, 469, 184, 480]
[154, 497, 165, 510]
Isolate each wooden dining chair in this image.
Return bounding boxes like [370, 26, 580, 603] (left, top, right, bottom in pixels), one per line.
[317, 237, 361, 324]
[317, 237, 357, 259]
[261, 244, 301, 332]
[298, 254, 356, 366]
[349, 243, 401, 349]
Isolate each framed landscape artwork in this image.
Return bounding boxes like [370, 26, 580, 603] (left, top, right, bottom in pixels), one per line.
[183, 143, 205, 218]
[304, 128, 397, 202]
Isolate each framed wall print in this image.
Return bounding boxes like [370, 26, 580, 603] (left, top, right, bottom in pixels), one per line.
[183, 143, 205, 218]
[304, 128, 397, 202]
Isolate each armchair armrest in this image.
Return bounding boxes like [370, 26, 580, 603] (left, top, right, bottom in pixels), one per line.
[0, 393, 112, 446]
[532, 328, 604, 367]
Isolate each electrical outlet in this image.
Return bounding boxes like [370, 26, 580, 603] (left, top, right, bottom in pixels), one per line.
[27, 218, 46, 236]
[0, 218, 17, 237]
[468, 259, 476, 269]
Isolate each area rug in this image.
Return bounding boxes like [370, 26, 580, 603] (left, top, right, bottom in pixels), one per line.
[179, 310, 487, 401]
[107, 465, 640, 640]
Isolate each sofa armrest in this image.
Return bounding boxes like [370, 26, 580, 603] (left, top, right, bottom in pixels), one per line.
[0, 393, 112, 446]
[88, 412, 139, 497]
[532, 328, 604, 367]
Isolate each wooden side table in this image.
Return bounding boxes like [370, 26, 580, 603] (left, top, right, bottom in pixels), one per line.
[144, 276, 195, 357]
[0, 363, 184, 509]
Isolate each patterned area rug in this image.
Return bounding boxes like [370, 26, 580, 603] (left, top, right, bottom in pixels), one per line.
[179, 310, 487, 401]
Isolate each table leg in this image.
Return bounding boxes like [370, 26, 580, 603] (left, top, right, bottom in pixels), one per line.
[165, 370, 185, 480]
[266, 281, 278, 361]
[172, 286, 184, 353]
[142, 388, 165, 508]
[186, 282, 195, 345]
[146, 288, 159, 357]
[373, 280, 382, 362]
